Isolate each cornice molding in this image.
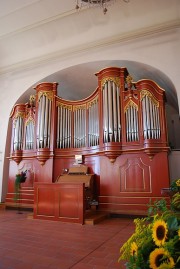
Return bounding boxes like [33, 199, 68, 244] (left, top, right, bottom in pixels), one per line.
[0, 8, 76, 40]
[0, 19, 179, 76]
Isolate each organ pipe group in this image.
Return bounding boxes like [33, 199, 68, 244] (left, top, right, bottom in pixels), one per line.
[10, 67, 167, 162]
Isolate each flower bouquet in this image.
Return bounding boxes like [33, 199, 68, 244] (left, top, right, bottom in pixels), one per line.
[14, 170, 27, 201]
[119, 180, 180, 269]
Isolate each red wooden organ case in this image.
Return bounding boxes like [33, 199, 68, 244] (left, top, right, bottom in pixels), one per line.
[6, 67, 170, 223]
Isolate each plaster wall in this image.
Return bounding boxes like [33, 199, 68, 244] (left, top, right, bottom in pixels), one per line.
[0, 0, 180, 201]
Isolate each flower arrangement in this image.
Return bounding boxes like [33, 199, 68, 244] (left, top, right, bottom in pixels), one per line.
[170, 179, 180, 192]
[14, 170, 27, 201]
[119, 180, 180, 269]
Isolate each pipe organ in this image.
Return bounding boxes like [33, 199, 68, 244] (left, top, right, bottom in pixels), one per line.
[6, 67, 170, 218]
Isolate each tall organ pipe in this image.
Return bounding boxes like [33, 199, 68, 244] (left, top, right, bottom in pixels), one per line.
[113, 82, 117, 142]
[47, 100, 52, 148]
[103, 83, 108, 143]
[117, 86, 121, 142]
[39, 95, 45, 148]
[44, 97, 49, 147]
[108, 81, 113, 142]
[57, 106, 60, 148]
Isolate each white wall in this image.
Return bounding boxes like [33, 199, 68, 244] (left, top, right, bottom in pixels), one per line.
[0, 0, 180, 201]
[169, 151, 180, 181]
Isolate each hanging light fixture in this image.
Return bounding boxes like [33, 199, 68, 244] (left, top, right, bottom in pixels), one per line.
[75, 0, 129, 15]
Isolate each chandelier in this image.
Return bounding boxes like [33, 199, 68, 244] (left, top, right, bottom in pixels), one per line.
[75, 0, 129, 14]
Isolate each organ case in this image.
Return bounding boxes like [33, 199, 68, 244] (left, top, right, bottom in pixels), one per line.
[6, 67, 170, 218]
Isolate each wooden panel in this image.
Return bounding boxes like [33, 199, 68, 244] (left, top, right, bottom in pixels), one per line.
[58, 185, 83, 222]
[34, 183, 85, 224]
[36, 187, 55, 217]
[119, 157, 151, 193]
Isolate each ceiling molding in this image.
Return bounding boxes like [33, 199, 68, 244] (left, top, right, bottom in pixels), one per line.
[0, 8, 76, 39]
[0, 19, 179, 76]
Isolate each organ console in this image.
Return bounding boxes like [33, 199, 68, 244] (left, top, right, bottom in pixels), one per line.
[56, 165, 95, 208]
[6, 66, 170, 223]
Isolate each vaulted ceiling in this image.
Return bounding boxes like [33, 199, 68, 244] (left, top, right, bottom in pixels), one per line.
[1, 0, 180, 111]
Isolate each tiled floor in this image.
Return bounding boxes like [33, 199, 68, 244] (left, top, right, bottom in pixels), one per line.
[0, 209, 135, 269]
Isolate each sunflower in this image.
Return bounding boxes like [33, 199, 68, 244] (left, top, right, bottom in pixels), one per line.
[149, 248, 175, 269]
[178, 229, 180, 238]
[152, 219, 168, 246]
[130, 242, 138, 256]
[176, 179, 180, 187]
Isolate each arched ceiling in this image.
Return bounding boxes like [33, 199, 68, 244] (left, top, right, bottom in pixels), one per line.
[1, 0, 179, 112]
[24, 60, 178, 111]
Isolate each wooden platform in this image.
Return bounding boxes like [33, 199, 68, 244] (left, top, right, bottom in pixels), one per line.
[84, 210, 109, 225]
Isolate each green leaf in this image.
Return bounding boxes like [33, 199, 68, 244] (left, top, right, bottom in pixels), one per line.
[167, 216, 178, 230]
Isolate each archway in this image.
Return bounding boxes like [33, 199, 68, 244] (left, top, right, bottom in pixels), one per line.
[2, 60, 180, 202]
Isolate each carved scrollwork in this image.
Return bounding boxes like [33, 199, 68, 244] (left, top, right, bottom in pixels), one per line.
[87, 96, 98, 108]
[56, 101, 72, 111]
[101, 77, 120, 88]
[38, 91, 53, 101]
[124, 100, 138, 112]
[73, 104, 86, 111]
[140, 90, 159, 107]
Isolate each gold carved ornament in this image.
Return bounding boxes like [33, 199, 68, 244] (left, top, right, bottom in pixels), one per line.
[73, 104, 87, 111]
[38, 91, 53, 101]
[140, 90, 159, 107]
[13, 112, 25, 128]
[126, 75, 133, 85]
[87, 96, 99, 109]
[101, 77, 120, 89]
[56, 101, 72, 111]
[25, 116, 35, 126]
[14, 111, 25, 120]
[124, 100, 138, 113]
[29, 95, 35, 106]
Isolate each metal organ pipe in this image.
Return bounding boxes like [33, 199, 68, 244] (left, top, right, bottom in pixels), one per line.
[37, 94, 52, 149]
[125, 101, 139, 142]
[142, 97, 147, 139]
[91, 105, 93, 146]
[103, 83, 108, 143]
[88, 98, 99, 147]
[47, 99, 52, 148]
[108, 81, 113, 142]
[25, 121, 34, 149]
[37, 95, 42, 148]
[142, 93, 160, 140]
[88, 105, 92, 146]
[39, 95, 45, 148]
[30, 121, 34, 149]
[116, 86, 121, 142]
[74, 109, 76, 147]
[43, 96, 49, 147]
[56, 106, 60, 148]
[83, 109, 86, 146]
[112, 82, 117, 142]
[13, 115, 24, 150]
[69, 109, 72, 148]
[13, 117, 19, 150]
[95, 100, 99, 145]
[18, 117, 23, 150]
[102, 80, 121, 143]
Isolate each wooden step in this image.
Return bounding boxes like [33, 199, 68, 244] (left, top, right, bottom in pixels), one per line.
[84, 210, 109, 225]
[5, 186, 34, 208]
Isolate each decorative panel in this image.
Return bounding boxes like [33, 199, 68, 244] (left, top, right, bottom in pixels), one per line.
[119, 157, 151, 193]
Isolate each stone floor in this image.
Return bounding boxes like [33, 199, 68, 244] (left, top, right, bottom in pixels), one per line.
[0, 209, 135, 269]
